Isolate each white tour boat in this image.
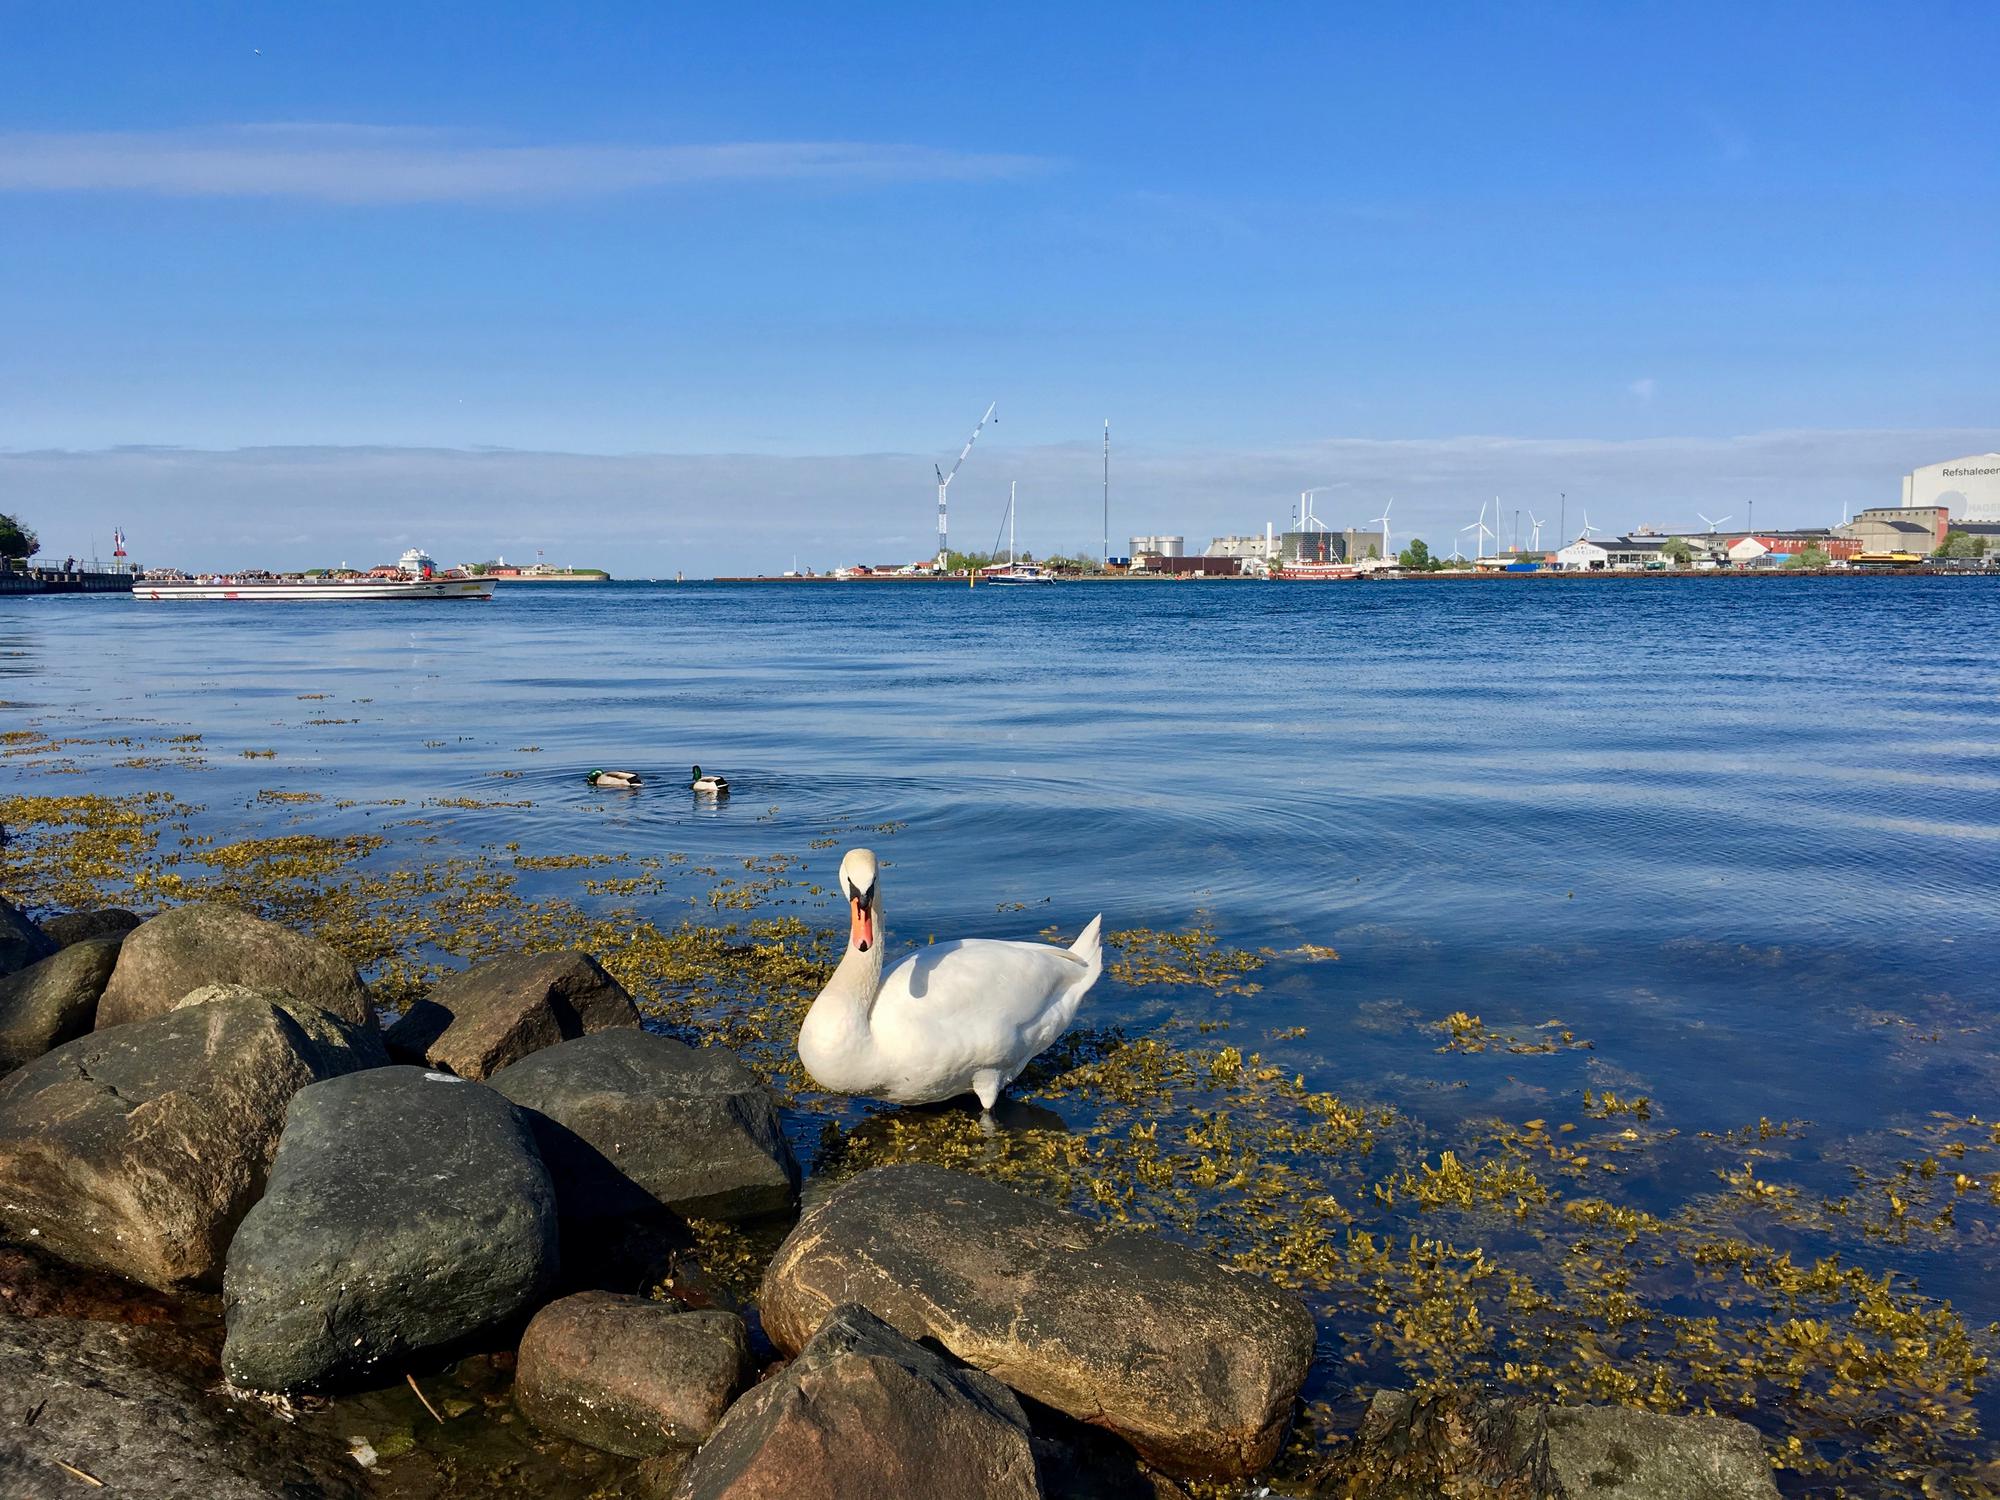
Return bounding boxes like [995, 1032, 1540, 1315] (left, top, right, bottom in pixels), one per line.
[136, 549, 493, 602]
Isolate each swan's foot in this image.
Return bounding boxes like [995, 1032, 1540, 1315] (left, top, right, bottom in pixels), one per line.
[972, 1070, 1003, 1113]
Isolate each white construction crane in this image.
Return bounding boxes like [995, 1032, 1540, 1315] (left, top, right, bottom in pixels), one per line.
[934, 402, 998, 569]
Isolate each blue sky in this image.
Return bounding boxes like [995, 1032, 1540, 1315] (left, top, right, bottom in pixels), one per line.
[3, 3, 1995, 571]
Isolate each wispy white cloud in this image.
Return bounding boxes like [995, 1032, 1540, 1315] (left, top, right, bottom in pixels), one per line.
[8, 427, 1995, 574]
[1629, 376, 1657, 402]
[0, 123, 1049, 204]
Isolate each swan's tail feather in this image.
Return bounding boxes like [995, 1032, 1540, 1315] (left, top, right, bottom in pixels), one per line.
[1064, 914, 1104, 1012]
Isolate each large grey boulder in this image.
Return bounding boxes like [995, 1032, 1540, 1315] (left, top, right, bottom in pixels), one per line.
[673, 1303, 1042, 1500]
[0, 1316, 363, 1500]
[0, 994, 369, 1289]
[0, 894, 56, 977]
[42, 906, 144, 948]
[173, 981, 391, 1071]
[0, 935, 122, 1069]
[759, 1163, 1315, 1480]
[222, 1065, 560, 1392]
[96, 902, 372, 1031]
[516, 1291, 752, 1458]
[489, 1029, 799, 1224]
[386, 949, 639, 1079]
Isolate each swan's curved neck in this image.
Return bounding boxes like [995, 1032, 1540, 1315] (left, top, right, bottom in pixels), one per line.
[799, 900, 886, 1088]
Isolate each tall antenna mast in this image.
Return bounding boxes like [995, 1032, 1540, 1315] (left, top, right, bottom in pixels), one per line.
[935, 401, 998, 570]
[1102, 419, 1110, 569]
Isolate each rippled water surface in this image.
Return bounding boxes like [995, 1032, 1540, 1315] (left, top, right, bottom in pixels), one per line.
[5, 576, 2000, 1491]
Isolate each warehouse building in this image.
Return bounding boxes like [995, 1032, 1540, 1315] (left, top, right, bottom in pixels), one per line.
[1844, 507, 1947, 556]
[1554, 535, 1673, 570]
[1902, 455, 2000, 521]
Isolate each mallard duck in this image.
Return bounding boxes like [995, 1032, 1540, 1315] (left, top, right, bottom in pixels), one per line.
[586, 769, 643, 789]
[691, 765, 730, 795]
[798, 848, 1103, 1111]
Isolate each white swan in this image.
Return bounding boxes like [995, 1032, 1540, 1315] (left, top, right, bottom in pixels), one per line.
[798, 848, 1103, 1110]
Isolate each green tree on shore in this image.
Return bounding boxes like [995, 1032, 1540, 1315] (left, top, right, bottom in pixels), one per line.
[1785, 544, 1832, 569]
[1936, 530, 1989, 559]
[0, 513, 38, 561]
[1662, 537, 1695, 566]
[1398, 538, 1433, 570]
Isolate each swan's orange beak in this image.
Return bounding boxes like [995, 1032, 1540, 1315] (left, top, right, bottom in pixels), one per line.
[849, 895, 874, 953]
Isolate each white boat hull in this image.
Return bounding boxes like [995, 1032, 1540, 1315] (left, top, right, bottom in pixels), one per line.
[136, 578, 493, 602]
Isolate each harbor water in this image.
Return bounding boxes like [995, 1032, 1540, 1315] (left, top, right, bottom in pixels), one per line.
[4, 575, 1998, 1492]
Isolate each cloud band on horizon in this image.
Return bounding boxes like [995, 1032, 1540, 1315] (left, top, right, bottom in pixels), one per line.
[0, 123, 1050, 203]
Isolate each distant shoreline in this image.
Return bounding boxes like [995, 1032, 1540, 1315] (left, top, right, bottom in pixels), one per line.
[712, 567, 1992, 584]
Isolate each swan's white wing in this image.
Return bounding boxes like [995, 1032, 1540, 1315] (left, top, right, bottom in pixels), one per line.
[867, 938, 1094, 1100]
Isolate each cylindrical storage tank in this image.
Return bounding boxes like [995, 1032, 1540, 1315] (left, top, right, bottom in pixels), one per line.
[1157, 535, 1185, 558]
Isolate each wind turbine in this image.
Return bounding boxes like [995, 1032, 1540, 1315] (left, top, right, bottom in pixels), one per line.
[1580, 508, 1599, 540]
[934, 401, 997, 569]
[1527, 510, 1545, 549]
[1696, 511, 1731, 537]
[1299, 484, 1344, 532]
[1462, 500, 1495, 561]
[1371, 497, 1394, 562]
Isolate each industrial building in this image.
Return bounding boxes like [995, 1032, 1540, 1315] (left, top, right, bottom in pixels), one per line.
[1279, 528, 1386, 564]
[1554, 535, 1674, 570]
[1845, 506, 1947, 556]
[1902, 454, 2000, 521]
[1128, 534, 1184, 560]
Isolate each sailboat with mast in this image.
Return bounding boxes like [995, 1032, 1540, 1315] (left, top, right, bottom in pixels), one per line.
[984, 481, 1057, 586]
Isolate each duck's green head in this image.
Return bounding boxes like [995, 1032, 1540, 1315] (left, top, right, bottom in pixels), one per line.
[587, 769, 604, 783]
[691, 765, 703, 778]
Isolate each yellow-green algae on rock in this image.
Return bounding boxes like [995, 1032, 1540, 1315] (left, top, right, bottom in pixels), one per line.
[2, 783, 1998, 1497]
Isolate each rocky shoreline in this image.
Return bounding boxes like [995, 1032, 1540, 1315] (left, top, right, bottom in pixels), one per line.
[0, 895, 1784, 1497]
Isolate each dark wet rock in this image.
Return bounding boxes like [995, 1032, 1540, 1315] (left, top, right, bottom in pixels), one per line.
[0, 935, 122, 1069]
[1355, 1389, 1556, 1498]
[386, 949, 639, 1079]
[759, 1162, 1314, 1480]
[0, 894, 56, 977]
[0, 1315, 364, 1500]
[96, 901, 373, 1031]
[173, 981, 391, 1070]
[42, 906, 144, 948]
[489, 1029, 799, 1225]
[673, 1302, 1042, 1500]
[515, 1290, 752, 1457]
[0, 994, 367, 1289]
[222, 1065, 559, 1392]
[1353, 1390, 1781, 1500]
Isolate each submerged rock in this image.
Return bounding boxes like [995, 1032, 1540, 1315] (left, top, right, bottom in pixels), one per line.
[674, 1303, 1042, 1500]
[759, 1162, 1315, 1480]
[1545, 1404, 1780, 1500]
[0, 894, 57, 977]
[489, 1029, 800, 1224]
[516, 1290, 752, 1458]
[95, 902, 373, 1031]
[386, 948, 639, 1079]
[0, 1316, 363, 1500]
[0, 934, 122, 1069]
[42, 906, 144, 948]
[0, 994, 368, 1289]
[222, 1065, 560, 1392]
[1354, 1390, 1781, 1500]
